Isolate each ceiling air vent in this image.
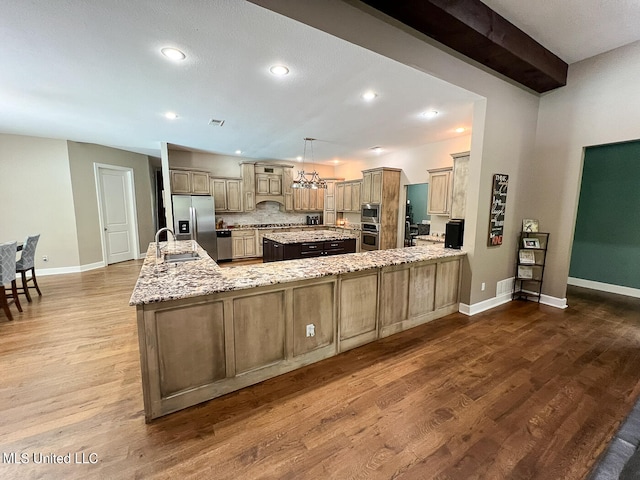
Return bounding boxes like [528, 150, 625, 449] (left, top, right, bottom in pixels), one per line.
[208, 119, 225, 127]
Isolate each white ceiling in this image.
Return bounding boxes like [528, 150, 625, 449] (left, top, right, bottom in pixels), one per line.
[481, 0, 640, 64]
[1, 0, 638, 163]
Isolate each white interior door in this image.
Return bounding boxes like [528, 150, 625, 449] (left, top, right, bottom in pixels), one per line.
[98, 167, 136, 264]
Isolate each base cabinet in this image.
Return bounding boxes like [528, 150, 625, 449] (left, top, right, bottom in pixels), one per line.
[232, 230, 257, 258]
[136, 255, 463, 421]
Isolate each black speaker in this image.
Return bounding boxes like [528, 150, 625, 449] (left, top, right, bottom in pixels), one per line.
[445, 219, 464, 249]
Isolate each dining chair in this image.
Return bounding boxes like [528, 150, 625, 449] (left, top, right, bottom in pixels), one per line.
[16, 234, 42, 303]
[0, 241, 22, 321]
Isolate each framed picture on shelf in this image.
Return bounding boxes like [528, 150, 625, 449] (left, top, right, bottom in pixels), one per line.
[523, 237, 541, 249]
[518, 265, 533, 279]
[522, 218, 539, 232]
[519, 250, 535, 264]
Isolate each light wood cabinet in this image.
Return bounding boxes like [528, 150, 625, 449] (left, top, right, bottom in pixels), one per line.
[211, 177, 242, 212]
[336, 180, 362, 213]
[170, 170, 211, 195]
[283, 167, 294, 211]
[256, 173, 282, 195]
[361, 167, 402, 250]
[293, 187, 324, 211]
[241, 163, 255, 212]
[427, 167, 452, 216]
[232, 229, 257, 258]
[336, 183, 344, 211]
[362, 170, 382, 204]
[322, 179, 341, 226]
[450, 152, 470, 219]
[135, 253, 463, 421]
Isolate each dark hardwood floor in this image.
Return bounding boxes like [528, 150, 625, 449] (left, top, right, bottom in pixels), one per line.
[1, 260, 639, 479]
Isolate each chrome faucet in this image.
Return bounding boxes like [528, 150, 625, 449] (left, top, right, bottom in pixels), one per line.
[155, 228, 176, 259]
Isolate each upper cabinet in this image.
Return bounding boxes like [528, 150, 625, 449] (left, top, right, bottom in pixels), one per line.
[322, 179, 342, 226]
[427, 151, 470, 218]
[294, 187, 324, 212]
[170, 170, 210, 195]
[336, 180, 362, 213]
[427, 167, 452, 216]
[241, 163, 256, 211]
[450, 152, 470, 219]
[211, 177, 242, 212]
[361, 170, 383, 204]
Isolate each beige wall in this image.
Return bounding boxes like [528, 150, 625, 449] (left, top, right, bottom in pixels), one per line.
[530, 40, 640, 300]
[336, 135, 472, 237]
[168, 148, 336, 179]
[67, 142, 154, 265]
[0, 134, 80, 269]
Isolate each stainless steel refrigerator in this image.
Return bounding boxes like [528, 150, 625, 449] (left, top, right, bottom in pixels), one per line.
[172, 195, 218, 260]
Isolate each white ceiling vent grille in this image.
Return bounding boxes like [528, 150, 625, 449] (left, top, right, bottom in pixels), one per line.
[208, 119, 225, 127]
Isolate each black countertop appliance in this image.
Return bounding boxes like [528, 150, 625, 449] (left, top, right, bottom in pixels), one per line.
[445, 219, 464, 249]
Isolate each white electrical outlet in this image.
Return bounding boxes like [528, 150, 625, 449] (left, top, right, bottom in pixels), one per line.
[42, 255, 49, 262]
[481, 282, 486, 291]
[306, 324, 315, 337]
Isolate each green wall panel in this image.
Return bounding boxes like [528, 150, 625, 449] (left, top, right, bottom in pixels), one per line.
[569, 141, 640, 289]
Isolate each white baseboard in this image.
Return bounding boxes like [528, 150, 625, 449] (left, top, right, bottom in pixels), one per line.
[568, 277, 640, 299]
[38, 261, 105, 276]
[459, 292, 567, 315]
[459, 293, 513, 316]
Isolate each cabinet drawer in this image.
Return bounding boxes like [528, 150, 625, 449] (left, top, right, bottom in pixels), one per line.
[324, 240, 345, 250]
[231, 229, 255, 237]
[300, 242, 323, 252]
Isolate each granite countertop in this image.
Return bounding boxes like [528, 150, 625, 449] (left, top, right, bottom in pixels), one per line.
[415, 235, 445, 243]
[263, 229, 358, 244]
[130, 240, 465, 306]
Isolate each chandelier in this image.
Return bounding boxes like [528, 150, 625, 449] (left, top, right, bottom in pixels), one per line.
[291, 137, 327, 189]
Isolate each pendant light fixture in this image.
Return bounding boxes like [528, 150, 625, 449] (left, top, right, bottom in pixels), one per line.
[292, 137, 327, 189]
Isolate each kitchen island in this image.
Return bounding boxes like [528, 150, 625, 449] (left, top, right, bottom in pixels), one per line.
[131, 240, 466, 421]
[262, 229, 357, 262]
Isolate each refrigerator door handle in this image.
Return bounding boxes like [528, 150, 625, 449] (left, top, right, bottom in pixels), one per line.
[190, 207, 197, 242]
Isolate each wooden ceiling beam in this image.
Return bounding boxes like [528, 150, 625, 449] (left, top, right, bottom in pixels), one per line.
[360, 0, 568, 93]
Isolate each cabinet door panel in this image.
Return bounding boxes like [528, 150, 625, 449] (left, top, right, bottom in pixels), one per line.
[171, 171, 191, 194]
[233, 292, 285, 373]
[362, 173, 372, 204]
[371, 171, 382, 204]
[227, 180, 242, 212]
[155, 302, 226, 397]
[211, 178, 227, 211]
[293, 283, 334, 357]
[435, 260, 460, 308]
[380, 269, 409, 327]
[344, 183, 353, 211]
[191, 172, 210, 194]
[340, 273, 377, 339]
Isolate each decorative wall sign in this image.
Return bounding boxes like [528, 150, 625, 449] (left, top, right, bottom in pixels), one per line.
[488, 174, 509, 246]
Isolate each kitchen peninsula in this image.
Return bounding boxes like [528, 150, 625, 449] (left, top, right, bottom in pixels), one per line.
[131, 240, 465, 421]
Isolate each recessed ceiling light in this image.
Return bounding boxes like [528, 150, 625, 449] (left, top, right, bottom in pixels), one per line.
[455, 127, 465, 133]
[370, 146, 383, 154]
[421, 110, 439, 119]
[333, 159, 340, 164]
[362, 91, 378, 101]
[235, 150, 242, 155]
[165, 112, 178, 119]
[296, 156, 303, 161]
[269, 65, 290, 76]
[161, 47, 186, 61]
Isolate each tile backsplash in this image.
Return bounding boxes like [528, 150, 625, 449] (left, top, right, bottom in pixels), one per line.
[218, 201, 312, 226]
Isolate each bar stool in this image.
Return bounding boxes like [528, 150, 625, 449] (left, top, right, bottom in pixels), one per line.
[16, 234, 42, 303]
[0, 241, 22, 321]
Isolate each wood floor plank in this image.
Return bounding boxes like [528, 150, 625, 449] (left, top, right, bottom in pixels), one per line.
[1, 260, 639, 479]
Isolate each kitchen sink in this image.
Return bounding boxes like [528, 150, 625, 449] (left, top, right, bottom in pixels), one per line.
[164, 252, 200, 263]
